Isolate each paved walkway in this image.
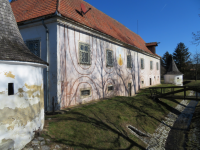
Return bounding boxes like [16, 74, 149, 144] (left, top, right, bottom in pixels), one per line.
[146, 92, 199, 150]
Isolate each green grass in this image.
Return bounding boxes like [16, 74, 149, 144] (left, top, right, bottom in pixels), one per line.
[43, 83, 190, 150]
[183, 80, 200, 87]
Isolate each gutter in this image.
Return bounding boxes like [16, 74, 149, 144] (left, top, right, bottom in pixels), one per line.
[42, 19, 49, 112]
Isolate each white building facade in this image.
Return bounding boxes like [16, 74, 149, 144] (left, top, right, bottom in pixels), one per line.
[11, 0, 161, 111]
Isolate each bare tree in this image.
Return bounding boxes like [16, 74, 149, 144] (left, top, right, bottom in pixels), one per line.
[192, 50, 200, 80]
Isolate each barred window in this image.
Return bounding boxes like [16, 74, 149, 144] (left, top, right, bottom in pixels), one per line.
[79, 42, 90, 65]
[150, 61, 153, 70]
[106, 50, 113, 67]
[156, 62, 159, 70]
[141, 58, 144, 69]
[127, 55, 132, 68]
[25, 40, 40, 57]
[108, 85, 114, 91]
[81, 90, 90, 96]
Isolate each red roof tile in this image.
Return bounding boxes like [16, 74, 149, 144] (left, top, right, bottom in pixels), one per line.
[11, 0, 159, 57]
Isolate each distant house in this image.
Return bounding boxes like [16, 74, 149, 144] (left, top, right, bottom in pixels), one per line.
[164, 58, 183, 85]
[11, 0, 161, 111]
[0, 0, 48, 149]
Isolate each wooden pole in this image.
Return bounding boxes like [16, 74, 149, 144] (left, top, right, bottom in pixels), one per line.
[196, 87, 198, 100]
[184, 86, 186, 100]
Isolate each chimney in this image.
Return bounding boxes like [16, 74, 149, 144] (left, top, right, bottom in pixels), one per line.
[145, 42, 158, 54]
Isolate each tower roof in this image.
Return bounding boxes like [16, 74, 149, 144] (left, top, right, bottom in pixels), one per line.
[0, 0, 48, 65]
[165, 58, 183, 75]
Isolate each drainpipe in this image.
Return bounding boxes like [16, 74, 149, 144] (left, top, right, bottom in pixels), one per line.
[42, 19, 49, 112]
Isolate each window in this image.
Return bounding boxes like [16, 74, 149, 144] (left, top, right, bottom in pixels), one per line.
[127, 55, 132, 68]
[25, 40, 40, 57]
[156, 62, 159, 70]
[81, 90, 90, 96]
[79, 42, 90, 65]
[150, 61, 153, 70]
[106, 50, 113, 67]
[8, 83, 14, 95]
[141, 58, 144, 69]
[108, 85, 114, 91]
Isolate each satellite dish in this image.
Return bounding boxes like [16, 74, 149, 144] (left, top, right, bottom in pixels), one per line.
[81, 3, 87, 14]
[80, 3, 91, 15]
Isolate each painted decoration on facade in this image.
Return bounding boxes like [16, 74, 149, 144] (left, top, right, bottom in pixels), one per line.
[116, 47, 124, 66]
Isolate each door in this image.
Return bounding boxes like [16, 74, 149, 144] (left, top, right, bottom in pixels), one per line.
[128, 83, 131, 96]
[150, 78, 152, 86]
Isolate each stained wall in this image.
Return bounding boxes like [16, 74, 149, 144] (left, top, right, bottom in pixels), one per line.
[57, 22, 161, 109]
[0, 61, 45, 150]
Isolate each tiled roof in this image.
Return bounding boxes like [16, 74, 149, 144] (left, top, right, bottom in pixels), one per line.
[11, 0, 160, 57]
[0, 0, 48, 65]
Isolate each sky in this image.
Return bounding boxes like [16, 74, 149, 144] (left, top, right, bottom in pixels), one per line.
[9, 0, 200, 57]
[83, 0, 200, 57]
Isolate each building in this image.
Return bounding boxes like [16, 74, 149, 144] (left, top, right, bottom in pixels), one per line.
[164, 58, 183, 86]
[11, 0, 161, 111]
[0, 0, 48, 149]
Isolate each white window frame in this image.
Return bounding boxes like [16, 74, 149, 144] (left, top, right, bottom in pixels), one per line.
[80, 87, 91, 99]
[141, 58, 144, 69]
[150, 61, 153, 70]
[127, 55, 132, 68]
[106, 49, 113, 67]
[156, 62, 159, 70]
[79, 42, 91, 65]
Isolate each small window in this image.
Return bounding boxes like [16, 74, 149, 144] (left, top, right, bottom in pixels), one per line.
[108, 85, 114, 91]
[106, 50, 113, 67]
[8, 83, 14, 95]
[127, 55, 132, 68]
[81, 90, 90, 96]
[150, 61, 153, 70]
[156, 62, 159, 70]
[25, 40, 40, 57]
[141, 58, 144, 69]
[79, 42, 90, 65]
[141, 81, 144, 84]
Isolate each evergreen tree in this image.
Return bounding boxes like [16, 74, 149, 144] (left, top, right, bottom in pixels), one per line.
[162, 51, 172, 72]
[173, 42, 190, 74]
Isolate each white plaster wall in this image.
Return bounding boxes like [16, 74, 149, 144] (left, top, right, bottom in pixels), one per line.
[164, 74, 183, 86]
[57, 23, 161, 109]
[0, 62, 45, 150]
[19, 19, 58, 111]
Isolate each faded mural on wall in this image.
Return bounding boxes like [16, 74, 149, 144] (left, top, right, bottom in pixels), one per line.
[57, 23, 161, 110]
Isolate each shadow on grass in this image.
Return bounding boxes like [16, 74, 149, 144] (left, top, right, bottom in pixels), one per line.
[49, 108, 146, 150]
[45, 96, 186, 150]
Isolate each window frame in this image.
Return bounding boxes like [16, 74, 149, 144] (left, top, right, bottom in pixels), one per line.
[150, 61, 153, 70]
[107, 85, 114, 92]
[106, 49, 114, 67]
[25, 39, 41, 57]
[80, 87, 91, 99]
[156, 62, 159, 70]
[79, 42, 91, 65]
[141, 58, 144, 69]
[127, 55, 132, 68]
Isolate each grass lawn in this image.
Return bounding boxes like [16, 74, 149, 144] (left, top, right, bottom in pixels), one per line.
[43, 83, 195, 150]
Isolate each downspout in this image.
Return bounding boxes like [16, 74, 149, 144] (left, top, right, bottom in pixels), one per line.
[42, 19, 49, 112]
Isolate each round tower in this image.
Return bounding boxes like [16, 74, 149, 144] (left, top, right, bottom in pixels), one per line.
[0, 0, 48, 149]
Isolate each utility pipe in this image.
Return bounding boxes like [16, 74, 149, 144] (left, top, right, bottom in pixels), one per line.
[42, 19, 49, 112]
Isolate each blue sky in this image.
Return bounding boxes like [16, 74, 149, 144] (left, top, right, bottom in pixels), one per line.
[83, 0, 200, 57]
[9, 0, 200, 57]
